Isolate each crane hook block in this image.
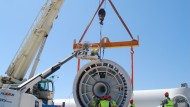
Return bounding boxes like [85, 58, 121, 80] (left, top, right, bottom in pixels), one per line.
[98, 8, 106, 25]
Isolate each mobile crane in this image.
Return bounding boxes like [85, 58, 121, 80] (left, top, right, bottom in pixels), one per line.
[0, 0, 70, 107]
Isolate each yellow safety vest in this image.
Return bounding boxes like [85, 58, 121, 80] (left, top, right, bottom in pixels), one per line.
[91, 100, 96, 107]
[110, 100, 116, 107]
[130, 103, 135, 107]
[164, 99, 174, 107]
[98, 100, 110, 107]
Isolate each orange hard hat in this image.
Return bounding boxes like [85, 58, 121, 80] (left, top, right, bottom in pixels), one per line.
[165, 92, 169, 96]
[130, 99, 133, 103]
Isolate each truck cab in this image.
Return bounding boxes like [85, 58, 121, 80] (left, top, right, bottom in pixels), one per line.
[33, 80, 54, 103]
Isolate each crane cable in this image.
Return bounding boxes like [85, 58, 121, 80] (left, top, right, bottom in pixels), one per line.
[102, 1, 107, 59]
[77, 0, 105, 72]
[108, 0, 135, 90]
[131, 47, 134, 90]
[99, 24, 103, 59]
[98, 1, 106, 59]
[99, 20, 106, 59]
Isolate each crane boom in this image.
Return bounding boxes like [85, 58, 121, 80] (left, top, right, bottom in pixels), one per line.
[18, 52, 77, 93]
[0, 1, 72, 106]
[2, 0, 64, 85]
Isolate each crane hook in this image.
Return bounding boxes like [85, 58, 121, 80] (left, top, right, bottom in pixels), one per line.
[98, 8, 106, 25]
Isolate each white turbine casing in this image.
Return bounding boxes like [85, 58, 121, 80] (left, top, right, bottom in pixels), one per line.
[133, 87, 190, 107]
[54, 99, 76, 107]
[54, 87, 190, 107]
[73, 59, 132, 107]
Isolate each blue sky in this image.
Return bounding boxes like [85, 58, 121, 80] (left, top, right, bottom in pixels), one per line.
[0, 0, 189, 99]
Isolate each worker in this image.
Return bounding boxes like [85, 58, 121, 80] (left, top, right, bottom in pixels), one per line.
[109, 96, 117, 107]
[91, 49, 98, 56]
[91, 49, 100, 59]
[160, 92, 174, 107]
[129, 99, 135, 107]
[90, 95, 99, 107]
[98, 96, 110, 107]
[97, 95, 117, 107]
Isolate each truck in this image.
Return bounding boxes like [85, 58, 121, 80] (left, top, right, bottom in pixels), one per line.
[0, 0, 71, 106]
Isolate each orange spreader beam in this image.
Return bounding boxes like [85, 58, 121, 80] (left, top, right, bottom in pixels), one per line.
[73, 37, 139, 51]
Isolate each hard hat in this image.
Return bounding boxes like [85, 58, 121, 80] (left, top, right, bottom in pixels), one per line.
[130, 99, 133, 103]
[104, 96, 109, 99]
[165, 92, 169, 96]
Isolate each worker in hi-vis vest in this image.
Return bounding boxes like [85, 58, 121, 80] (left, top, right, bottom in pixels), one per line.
[90, 95, 99, 107]
[97, 95, 117, 107]
[160, 92, 174, 107]
[129, 99, 135, 107]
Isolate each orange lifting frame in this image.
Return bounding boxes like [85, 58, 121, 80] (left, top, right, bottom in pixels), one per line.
[73, 37, 139, 51]
[75, 0, 139, 90]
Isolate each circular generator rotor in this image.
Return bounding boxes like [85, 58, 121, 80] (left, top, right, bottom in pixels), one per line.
[73, 59, 132, 107]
